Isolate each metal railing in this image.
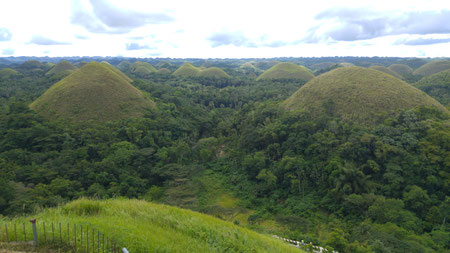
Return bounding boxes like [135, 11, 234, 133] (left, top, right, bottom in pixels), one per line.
[0, 218, 128, 252]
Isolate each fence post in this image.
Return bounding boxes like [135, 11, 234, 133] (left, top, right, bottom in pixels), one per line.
[30, 219, 38, 245]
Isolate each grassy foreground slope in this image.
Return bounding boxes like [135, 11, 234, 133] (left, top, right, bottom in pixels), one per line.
[257, 62, 314, 81]
[30, 62, 156, 123]
[1, 199, 300, 253]
[284, 67, 448, 126]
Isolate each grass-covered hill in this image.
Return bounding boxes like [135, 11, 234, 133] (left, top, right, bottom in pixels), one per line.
[284, 66, 447, 125]
[0, 68, 21, 79]
[117, 60, 131, 71]
[388, 64, 413, 77]
[413, 60, 450, 76]
[197, 67, 231, 79]
[338, 62, 354, 67]
[369, 65, 402, 79]
[256, 62, 314, 82]
[0, 199, 300, 253]
[45, 61, 77, 76]
[30, 62, 156, 123]
[414, 69, 450, 107]
[130, 61, 157, 76]
[173, 62, 201, 77]
[101, 61, 133, 83]
[157, 68, 171, 74]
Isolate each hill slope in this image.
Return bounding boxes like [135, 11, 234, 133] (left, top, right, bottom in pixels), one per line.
[30, 62, 155, 123]
[0, 68, 21, 78]
[101, 61, 133, 83]
[369, 65, 402, 79]
[388, 64, 413, 77]
[284, 67, 447, 126]
[256, 62, 314, 81]
[173, 63, 201, 77]
[197, 67, 231, 78]
[414, 69, 450, 106]
[413, 60, 450, 76]
[45, 61, 77, 76]
[130, 61, 157, 76]
[0, 199, 300, 252]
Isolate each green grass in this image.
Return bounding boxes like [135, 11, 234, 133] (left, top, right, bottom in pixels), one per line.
[157, 68, 171, 74]
[0, 199, 302, 253]
[30, 62, 156, 123]
[173, 63, 201, 77]
[117, 61, 131, 71]
[197, 67, 231, 79]
[310, 62, 336, 71]
[338, 62, 354, 67]
[0, 68, 21, 79]
[369, 65, 402, 79]
[101, 61, 133, 83]
[413, 60, 450, 76]
[284, 66, 448, 126]
[414, 69, 450, 106]
[256, 62, 314, 81]
[45, 61, 77, 76]
[130, 61, 157, 75]
[388, 64, 413, 77]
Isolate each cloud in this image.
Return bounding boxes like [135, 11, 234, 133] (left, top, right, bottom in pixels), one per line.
[71, 0, 174, 34]
[75, 34, 89, 40]
[207, 32, 254, 47]
[125, 42, 155, 50]
[395, 37, 450, 46]
[0, 28, 12, 41]
[304, 8, 450, 42]
[2, 48, 14, 55]
[29, 35, 71, 45]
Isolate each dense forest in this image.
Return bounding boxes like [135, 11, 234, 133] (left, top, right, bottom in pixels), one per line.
[0, 57, 449, 253]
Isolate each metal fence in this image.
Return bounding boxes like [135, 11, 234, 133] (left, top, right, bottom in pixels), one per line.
[0, 219, 125, 252]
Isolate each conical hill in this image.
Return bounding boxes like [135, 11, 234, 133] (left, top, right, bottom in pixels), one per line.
[369, 65, 402, 79]
[46, 61, 77, 76]
[413, 60, 450, 76]
[197, 67, 231, 78]
[173, 63, 201, 77]
[388, 64, 413, 77]
[284, 67, 447, 126]
[256, 62, 314, 82]
[30, 62, 155, 123]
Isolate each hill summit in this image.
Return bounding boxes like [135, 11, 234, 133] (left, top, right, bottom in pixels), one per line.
[30, 62, 155, 123]
[45, 61, 77, 76]
[197, 67, 231, 78]
[413, 60, 450, 76]
[284, 67, 447, 126]
[173, 63, 201, 77]
[256, 62, 314, 82]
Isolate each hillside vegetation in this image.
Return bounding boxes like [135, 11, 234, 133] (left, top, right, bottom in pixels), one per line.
[388, 64, 413, 77]
[413, 60, 450, 76]
[414, 69, 450, 106]
[173, 63, 201, 77]
[45, 61, 77, 76]
[0, 68, 21, 79]
[198, 67, 231, 79]
[369, 65, 402, 79]
[256, 62, 314, 81]
[30, 62, 155, 123]
[0, 199, 300, 253]
[284, 66, 447, 125]
[130, 61, 157, 76]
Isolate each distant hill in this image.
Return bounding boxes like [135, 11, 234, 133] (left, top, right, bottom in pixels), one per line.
[388, 64, 413, 78]
[0, 68, 21, 79]
[130, 61, 157, 76]
[338, 62, 354, 67]
[30, 62, 155, 123]
[156, 60, 173, 69]
[197, 67, 231, 79]
[173, 63, 201, 77]
[414, 69, 450, 106]
[413, 60, 450, 76]
[310, 62, 336, 71]
[369, 65, 402, 79]
[117, 61, 131, 71]
[1, 198, 298, 252]
[284, 67, 447, 126]
[157, 68, 171, 74]
[256, 62, 314, 82]
[45, 61, 77, 76]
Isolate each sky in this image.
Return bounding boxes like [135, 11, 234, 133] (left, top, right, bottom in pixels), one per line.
[0, 0, 449, 58]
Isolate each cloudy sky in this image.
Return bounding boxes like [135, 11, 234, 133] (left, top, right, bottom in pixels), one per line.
[0, 0, 449, 58]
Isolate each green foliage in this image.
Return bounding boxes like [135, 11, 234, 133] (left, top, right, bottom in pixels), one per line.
[0, 68, 21, 79]
[414, 70, 450, 106]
